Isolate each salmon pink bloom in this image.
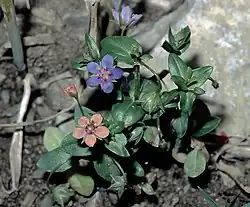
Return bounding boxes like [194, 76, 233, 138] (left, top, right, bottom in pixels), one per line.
[73, 114, 109, 147]
[63, 83, 78, 98]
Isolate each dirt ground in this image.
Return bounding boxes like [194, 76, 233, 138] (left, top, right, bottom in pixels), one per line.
[0, 0, 250, 206]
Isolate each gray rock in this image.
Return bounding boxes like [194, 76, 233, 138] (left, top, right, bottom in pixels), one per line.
[0, 73, 6, 85]
[1, 89, 10, 104]
[149, 0, 250, 137]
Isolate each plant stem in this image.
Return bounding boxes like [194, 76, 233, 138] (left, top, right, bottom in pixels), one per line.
[133, 65, 140, 101]
[208, 77, 219, 89]
[138, 60, 167, 90]
[1, 0, 26, 71]
[121, 26, 126, 36]
[75, 98, 85, 117]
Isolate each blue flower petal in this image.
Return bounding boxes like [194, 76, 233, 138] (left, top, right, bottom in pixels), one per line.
[112, 9, 120, 23]
[111, 68, 124, 79]
[128, 14, 142, 26]
[86, 76, 102, 87]
[87, 62, 99, 74]
[101, 81, 114, 93]
[101, 55, 114, 69]
[121, 6, 132, 25]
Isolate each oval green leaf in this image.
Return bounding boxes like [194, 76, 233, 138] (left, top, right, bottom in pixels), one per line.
[184, 149, 206, 178]
[43, 127, 66, 151]
[133, 161, 145, 177]
[111, 99, 145, 128]
[101, 36, 142, 65]
[37, 148, 72, 172]
[188, 66, 213, 89]
[143, 126, 160, 147]
[172, 112, 189, 139]
[105, 141, 130, 157]
[193, 117, 221, 137]
[93, 154, 121, 182]
[85, 33, 100, 60]
[168, 53, 189, 80]
[68, 174, 94, 196]
[179, 91, 196, 115]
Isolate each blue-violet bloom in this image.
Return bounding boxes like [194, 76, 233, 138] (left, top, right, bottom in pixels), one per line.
[86, 55, 124, 93]
[112, 6, 142, 27]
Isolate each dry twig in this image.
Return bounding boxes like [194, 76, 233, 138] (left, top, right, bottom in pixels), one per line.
[1, 73, 36, 194]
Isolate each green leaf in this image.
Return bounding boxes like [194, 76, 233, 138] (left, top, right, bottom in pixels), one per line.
[139, 92, 161, 114]
[161, 89, 179, 107]
[93, 154, 122, 182]
[141, 183, 155, 195]
[133, 161, 145, 177]
[128, 126, 144, 144]
[111, 98, 145, 128]
[108, 176, 126, 198]
[179, 91, 196, 115]
[71, 58, 87, 71]
[168, 53, 189, 80]
[198, 186, 219, 207]
[53, 183, 74, 207]
[168, 27, 176, 46]
[60, 133, 91, 157]
[140, 54, 153, 62]
[105, 141, 130, 157]
[193, 87, 206, 95]
[113, 133, 127, 145]
[171, 75, 188, 91]
[174, 26, 191, 49]
[140, 79, 161, 94]
[109, 121, 125, 134]
[85, 33, 100, 60]
[188, 66, 213, 89]
[242, 202, 250, 207]
[172, 112, 189, 139]
[74, 105, 95, 125]
[68, 174, 94, 196]
[161, 40, 181, 55]
[143, 126, 160, 147]
[184, 148, 206, 178]
[193, 117, 221, 137]
[37, 148, 72, 172]
[101, 36, 142, 65]
[43, 127, 66, 151]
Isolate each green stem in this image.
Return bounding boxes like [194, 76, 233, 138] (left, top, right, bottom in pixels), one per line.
[138, 60, 168, 90]
[133, 65, 140, 101]
[75, 98, 85, 117]
[1, 0, 26, 71]
[121, 26, 126, 36]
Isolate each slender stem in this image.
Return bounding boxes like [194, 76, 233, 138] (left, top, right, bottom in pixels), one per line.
[75, 98, 85, 117]
[1, 0, 26, 71]
[133, 65, 140, 101]
[138, 60, 168, 90]
[121, 26, 126, 36]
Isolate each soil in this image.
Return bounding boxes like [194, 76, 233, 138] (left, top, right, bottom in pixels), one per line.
[0, 0, 250, 207]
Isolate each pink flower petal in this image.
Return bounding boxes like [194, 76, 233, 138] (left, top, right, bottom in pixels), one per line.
[91, 114, 103, 126]
[78, 117, 89, 127]
[73, 128, 86, 139]
[85, 134, 97, 147]
[95, 126, 109, 139]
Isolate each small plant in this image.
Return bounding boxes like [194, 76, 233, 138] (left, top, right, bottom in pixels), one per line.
[36, 4, 222, 206]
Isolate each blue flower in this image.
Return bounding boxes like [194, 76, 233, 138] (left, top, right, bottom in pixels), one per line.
[86, 55, 124, 93]
[112, 6, 142, 27]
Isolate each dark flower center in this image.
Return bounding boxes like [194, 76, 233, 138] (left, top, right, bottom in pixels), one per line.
[98, 68, 112, 81]
[85, 123, 96, 134]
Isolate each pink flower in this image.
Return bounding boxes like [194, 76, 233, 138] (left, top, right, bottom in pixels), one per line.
[63, 83, 78, 98]
[73, 114, 109, 147]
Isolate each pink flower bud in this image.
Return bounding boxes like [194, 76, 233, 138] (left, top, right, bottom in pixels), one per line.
[63, 83, 78, 98]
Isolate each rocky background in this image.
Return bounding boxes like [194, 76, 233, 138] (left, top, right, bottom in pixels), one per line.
[0, 0, 250, 206]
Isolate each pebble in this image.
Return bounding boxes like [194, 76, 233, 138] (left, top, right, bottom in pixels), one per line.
[1, 89, 10, 104]
[0, 73, 6, 85]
